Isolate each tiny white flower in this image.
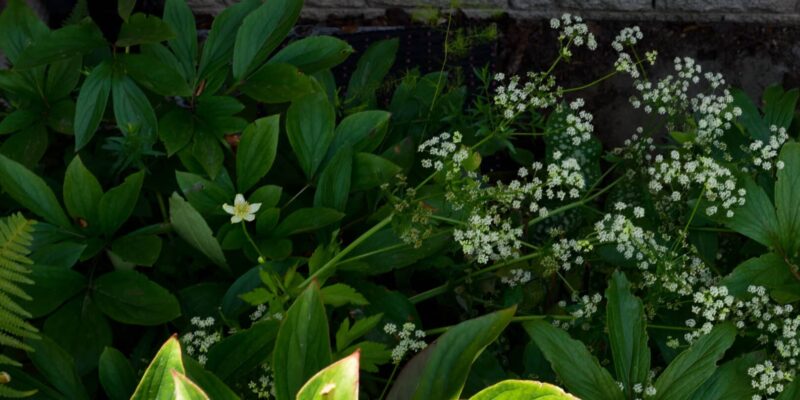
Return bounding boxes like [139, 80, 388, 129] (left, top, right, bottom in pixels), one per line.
[222, 194, 262, 224]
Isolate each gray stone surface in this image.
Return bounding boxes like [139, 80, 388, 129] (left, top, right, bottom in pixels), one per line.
[657, 0, 796, 12]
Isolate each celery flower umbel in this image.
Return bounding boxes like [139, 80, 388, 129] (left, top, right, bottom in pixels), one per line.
[222, 194, 261, 223]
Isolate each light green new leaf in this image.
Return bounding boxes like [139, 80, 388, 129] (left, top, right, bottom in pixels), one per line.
[116, 13, 175, 47]
[775, 142, 800, 256]
[131, 336, 184, 400]
[172, 370, 210, 400]
[273, 284, 332, 400]
[389, 307, 515, 400]
[232, 0, 303, 80]
[240, 63, 314, 103]
[469, 380, 579, 400]
[63, 155, 103, 225]
[74, 61, 112, 150]
[652, 323, 737, 400]
[320, 283, 368, 307]
[15, 21, 105, 69]
[0, 154, 70, 227]
[169, 193, 228, 268]
[99, 347, 138, 400]
[269, 36, 353, 75]
[98, 170, 144, 235]
[524, 320, 624, 400]
[606, 271, 650, 398]
[286, 91, 335, 180]
[296, 351, 360, 400]
[273, 207, 344, 237]
[92, 270, 181, 325]
[335, 314, 384, 353]
[236, 115, 280, 193]
[314, 146, 353, 212]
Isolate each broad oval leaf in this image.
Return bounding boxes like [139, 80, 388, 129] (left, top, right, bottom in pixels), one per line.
[273, 207, 344, 237]
[92, 270, 181, 325]
[74, 61, 112, 150]
[99, 347, 138, 400]
[236, 115, 280, 193]
[269, 36, 354, 75]
[232, 0, 302, 80]
[169, 193, 228, 268]
[116, 13, 175, 47]
[63, 155, 103, 225]
[328, 111, 391, 156]
[314, 146, 353, 212]
[296, 351, 360, 400]
[26, 335, 89, 400]
[469, 380, 578, 400]
[98, 170, 145, 235]
[15, 21, 105, 69]
[197, 0, 260, 80]
[0, 154, 70, 227]
[606, 271, 650, 398]
[241, 62, 314, 103]
[205, 319, 280, 381]
[286, 91, 335, 180]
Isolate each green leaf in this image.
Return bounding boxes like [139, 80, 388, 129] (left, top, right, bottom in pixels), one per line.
[777, 379, 800, 400]
[63, 155, 103, 225]
[232, 0, 303, 80]
[314, 146, 352, 212]
[124, 53, 193, 96]
[329, 111, 391, 155]
[236, 115, 280, 192]
[690, 351, 762, 400]
[100, 347, 138, 400]
[345, 38, 398, 111]
[131, 336, 185, 400]
[116, 13, 175, 47]
[763, 85, 799, 131]
[0, 0, 49, 63]
[0, 154, 70, 227]
[0, 109, 38, 135]
[169, 193, 228, 267]
[352, 153, 401, 191]
[44, 297, 112, 375]
[606, 271, 650, 398]
[340, 341, 390, 373]
[273, 207, 345, 237]
[205, 320, 280, 381]
[296, 351, 360, 400]
[732, 89, 769, 141]
[197, 0, 260, 81]
[25, 264, 86, 317]
[273, 284, 332, 400]
[15, 21, 105, 69]
[160, 108, 195, 156]
[45, 55, 82, 99]
[320, 283, 368, 307]
[726, 176, 779, 248]
[98, 170, 145, 235]
[335, 314, 383, 353]
[26, 335, 89, 400]
[183, 357, 240, 400]
[92, 270, 181, 325]
[163, 0, 197, 84]
[47, 98, 76, 134]
[29, 241, 86, 269]
[175, 170, 234, 216]
[191, 130, 225, 179]
[721, 252, 797, 298]
[524, 320, 624, 400]
[112, 73, 158, 140]
[240, 62, 314, 103]
[111, 234, 163, 266]
[286, 91, 336, 180]
[74, 61, 112, 150]
[775, 142, 800, 256]
[652, 323, 737, 400]
[0, 123, 49, 168]
[269, 36, 353, 75]
[172, 370, 210, 400]
[118, 0, 136, 21]
[469, 380, 579, 400]
[389, 307, 515, 400]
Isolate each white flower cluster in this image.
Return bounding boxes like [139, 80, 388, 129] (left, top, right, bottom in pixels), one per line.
[563, 98, 594, 146]
[418, 131, 467, 173]
[181, 316, 221, 365]
[550, 13, 597, 53]
[647, 150, 745, 218]
[632, 382, 658, 399]
[749, 361, 791, 400]
[748, 125, 788, 172]
[454, 209, 523, 264]
[612, 26, 645, 79]
[249, 304, 283, 323]
[554, 292, 603, 330]
[247, 364, 276, 399]
[493, 72, 559, 119]
[384, 322, 427, 363]
[542, 237, 593, 274]
[501, 268, 532, 287]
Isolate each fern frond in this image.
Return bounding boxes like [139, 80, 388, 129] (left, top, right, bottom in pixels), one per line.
[0, 214, 37, 397]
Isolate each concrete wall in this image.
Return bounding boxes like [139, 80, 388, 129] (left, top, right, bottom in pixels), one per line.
[187, 0, 800, 22]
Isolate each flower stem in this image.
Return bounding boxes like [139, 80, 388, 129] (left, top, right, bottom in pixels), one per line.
[378, 362, 401, 400]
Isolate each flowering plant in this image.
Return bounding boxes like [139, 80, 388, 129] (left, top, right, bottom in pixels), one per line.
[1, 0, 799, 399]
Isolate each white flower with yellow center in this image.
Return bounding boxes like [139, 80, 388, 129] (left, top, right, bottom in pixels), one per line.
[222, 194, 261, 223]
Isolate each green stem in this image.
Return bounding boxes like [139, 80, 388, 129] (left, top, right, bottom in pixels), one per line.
[299, 215, 394, 289]
[647, 324, 692, 331]
[429, 215, 465, 226]
[526, 174, 625, 228]
[378, 362, 401, 400]
[241, 223, 265, 262]
[562, 70, 618, 93]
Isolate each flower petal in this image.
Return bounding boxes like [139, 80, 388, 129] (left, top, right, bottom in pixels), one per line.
[249, 202, 262, 213]
[234, 193, 246, 206]
[231, 215, 242, 224]
[222, 203, 235, 214]
[243, 213, 256, 222]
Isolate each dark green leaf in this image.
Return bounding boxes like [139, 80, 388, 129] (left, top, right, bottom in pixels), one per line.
[29, 241, 86, 269]
[763, 86, 799, 131]
[722, 253, 797, 298]
[0, 123, 49, 168]
[197, 0, 260, 80]
[240, 62, 314, 103]
[236, 115, 280, 192]
[183, 357, 241, 400]
[191, 130, 225, 179]
[0, 108, 38, 135]
[169, 193, 228, 268]
[352, 153, 401, 191]
[524, 320, 624, 400]
[46, 98, 76, 134]
[690, 351, 763, 400]
[652, 323, 737, 400]
[98, 170, 145, 235]
[296, 351, 360, 400]
[273, 284, 332, 400]
[206, 320, 280, 381]
[99, 347, 138, 400]
[345, 38, 398, 111]
[163, 0, 198, 84]
[329, 110, 391, 155]
[335, 314, 383, 353]
[775, 142, 800, 255]
[286, 91, 335, 180]
[131, 336, 185, 399]
[273, 207, 344, 237]
[732, 88, 769, 140]
[15, 21, 105, 69]
[726, 176, 779, 248]
[63, 155, 103, 225]
[92, 270, 181, 325]
[74, 61, 112, 150]
[269, 36, 353, 75]
[159, 108, 194, 156]
[0, 0, 49, 63]
[314, 146, 352, 212]
[175, 170, 234, 216]
[232, 0, 303, 80]
[25, 264, 86, 317]
[124, 53, 193, 96]
[26, 335, 89, 400]
[44, 297, 112, 375]
[0, 154, 71, 227]
[118, 0, 136, 21]
[112, 74, 158, 140]
[111, 234, 163, 266]
[116, 13, 175, 47]
[606, 271, 650, 398]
